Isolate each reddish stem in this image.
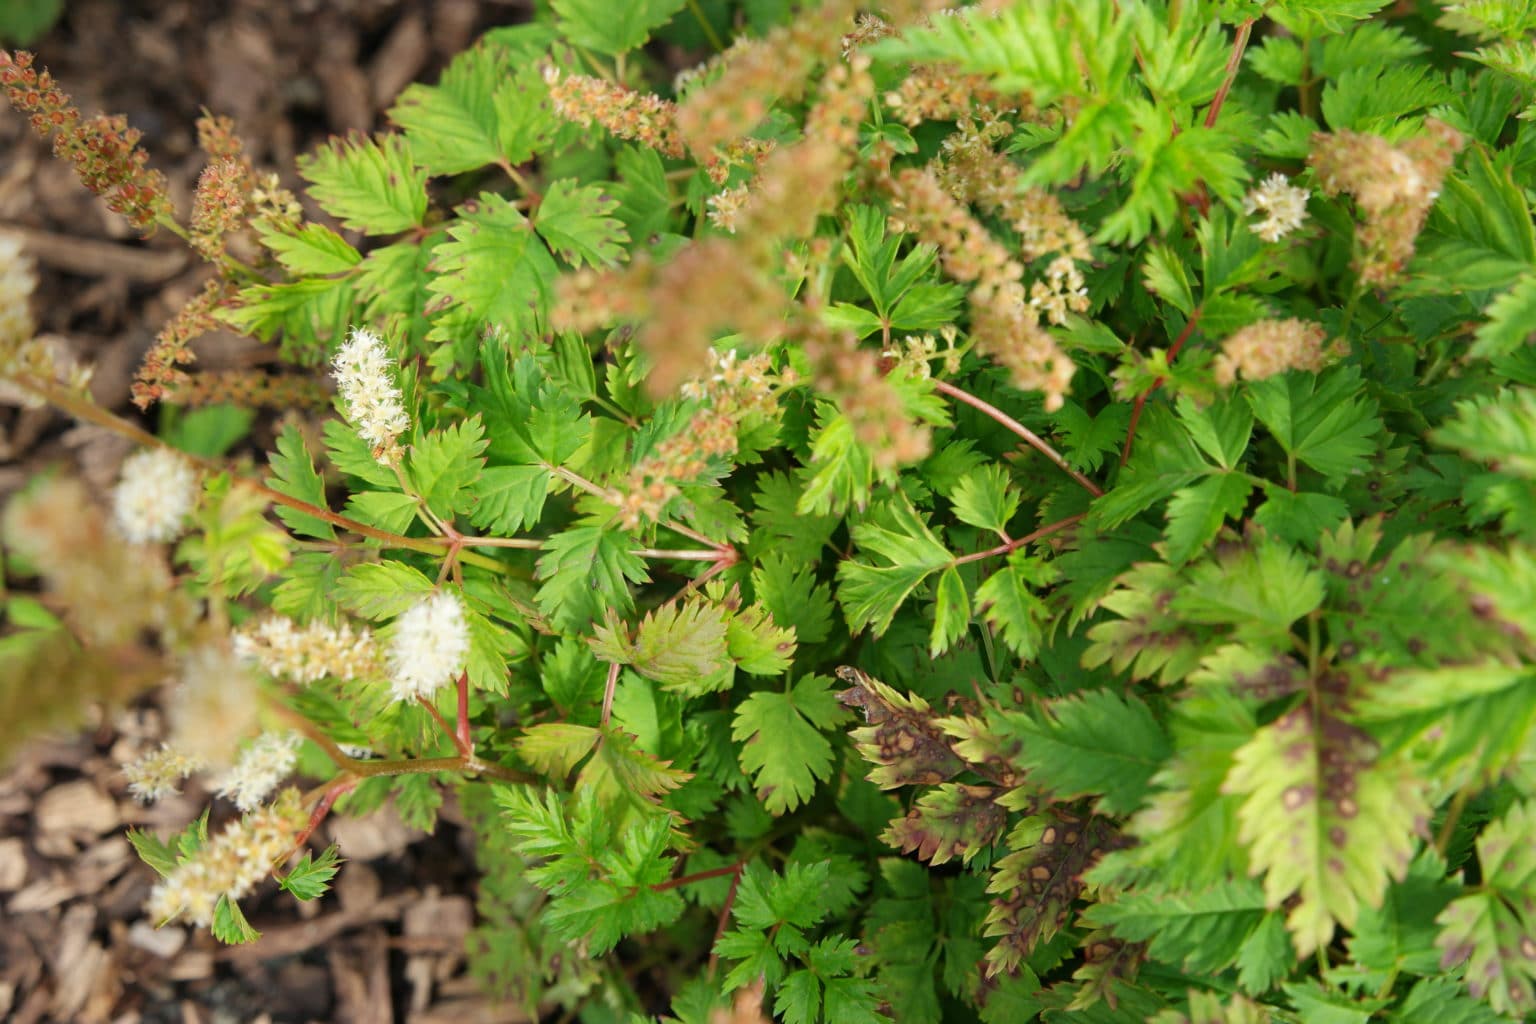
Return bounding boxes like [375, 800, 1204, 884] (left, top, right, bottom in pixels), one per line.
[933, 379, 1103, 497]
[1205, 19, 1254, 131]
[708, 865, 745, 974]
[288, 777, 359, 857]
[952, 514, 1085, 566]
[600, 661, 621, 728]
[651, 862, 742, 892]
[1120, 308, 1203, 466]
[1189, 18, 1253, 216]
[455, 671, 472, 754]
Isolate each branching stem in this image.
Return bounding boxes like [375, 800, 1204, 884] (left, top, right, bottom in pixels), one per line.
[1121, 307, 1203, 466]
[951, 514, 1085, 566]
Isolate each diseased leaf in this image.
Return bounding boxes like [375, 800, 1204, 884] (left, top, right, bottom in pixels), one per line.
[534, 179, 629, 269]
[1223, 707, 1429, 957]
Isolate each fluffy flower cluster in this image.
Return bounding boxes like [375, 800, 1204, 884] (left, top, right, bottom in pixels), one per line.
[1213, 318, 1345, 386]
[3, 474, 181, 647]
[234, 615, 380, 684]
[623, 348, 791, 527]
[216, 732, 301, 812]
[0, 231, 73, 411]
[123, 744, 207, 803]
[333, 326, 410, 464]
[1243, 173, 1310, 242]
[884, 325, 964, 379]
[1030, 255, 1090, 327]
[705, 184, 751, 233]
[386, 591, 471, 702]
[112, 447, 200, 544]
[885, 165, 1073, 412]
[1309, 119, 1464, 285]
[168, 644, 262, 768]
[146, 788, 304, 928]
[545, 65, 687, 160]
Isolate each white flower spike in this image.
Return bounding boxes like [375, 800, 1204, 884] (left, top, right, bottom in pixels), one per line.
[386, 590, 471, 703]
[333, 326, 410, 464]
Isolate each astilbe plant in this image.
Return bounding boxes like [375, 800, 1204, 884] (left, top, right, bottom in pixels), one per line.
[7, 0, 1536, 1020]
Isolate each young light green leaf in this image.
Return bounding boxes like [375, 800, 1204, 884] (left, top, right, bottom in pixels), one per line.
[949, 465, 1020, 536]
[279, 846, 344, 901]
[930, 566, 971, 657]
[592, 600, 731, 693]
[297, 134, 427, 234]
[211, 895, 261, 944]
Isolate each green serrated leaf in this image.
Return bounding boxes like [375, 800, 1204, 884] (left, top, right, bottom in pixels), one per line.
[552, 0, 685, 55]
[267, 424, 336, 540]
[733, 675, 844, 815]
[534, 179, 629, 269]
[1006, 690, 1172, 815]
[258, 220, 361, 276]
[950, 465, 1021, 536]
[279, 845, 344, 901]
[298, 134, 428, 234]
[1163, 473, 1253, 565]
[211, 894, 261, 944]
[336, 561, 437, 620]
[427, 193, 559, 344]
[1245, 367, 1380, 483]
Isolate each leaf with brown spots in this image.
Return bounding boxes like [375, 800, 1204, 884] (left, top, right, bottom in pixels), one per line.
[1223, 705, 1428, 957]
[836, 667, 963, 789]
[883, 783, 1005, 866]
[982, 809, 1123, 977]
[1437, 799, 1536, 1017]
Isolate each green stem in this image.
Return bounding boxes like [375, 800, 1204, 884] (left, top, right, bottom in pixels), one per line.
[1435, 787, 1471, 858]
[279, 703, 533, 784]
[685, 0, 726, 51]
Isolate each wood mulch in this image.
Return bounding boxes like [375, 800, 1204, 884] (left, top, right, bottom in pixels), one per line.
[1, 2, 543, 1021]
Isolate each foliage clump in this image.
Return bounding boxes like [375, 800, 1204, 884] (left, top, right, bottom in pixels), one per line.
[6, 0, 1536, 1020]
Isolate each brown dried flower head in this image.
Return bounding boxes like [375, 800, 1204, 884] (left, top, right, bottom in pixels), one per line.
[1309, 118, 1464, 286]
[1213, 318, 1346, 386]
